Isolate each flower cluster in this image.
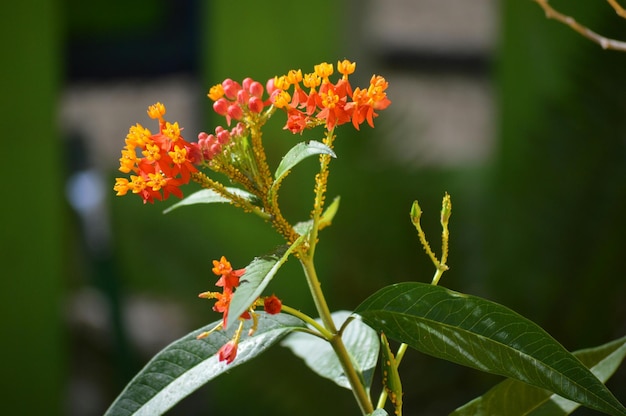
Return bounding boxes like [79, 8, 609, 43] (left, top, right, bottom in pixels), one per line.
[198, 256, 282, 364]
[113, 103, 201, 204]
[206, 60, 391, 134]
[196, 123, 246, 162]
[270, 60, 391, 133]
[113, 60, 391, 205]
[208, 77, 269, 125]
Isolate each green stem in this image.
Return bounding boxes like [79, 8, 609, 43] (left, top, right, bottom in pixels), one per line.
[300, 255, 374, 415]
[280, 304, 333, 340]
[431, 266, 446, 286]
[299, 256, 336, 334]
[296, 128, 373, 414]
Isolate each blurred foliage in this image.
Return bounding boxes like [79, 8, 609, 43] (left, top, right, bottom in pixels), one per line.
[1, 1, 65, 415]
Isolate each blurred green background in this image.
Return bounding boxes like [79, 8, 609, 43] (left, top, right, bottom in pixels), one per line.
[1, 0, 625, 415]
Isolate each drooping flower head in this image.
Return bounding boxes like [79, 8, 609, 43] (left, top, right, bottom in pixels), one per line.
[197, 256, 284, 364]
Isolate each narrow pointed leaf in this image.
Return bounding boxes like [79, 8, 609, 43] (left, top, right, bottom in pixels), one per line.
[273, 140, 336, 184]
[281, 311, 380, 391]
[292, 196, 340, 236]
[163, 187, 258, 214]
[380, 332, 403, 414]
[319, 195, 340, 228]
[451, 335, 626, 416]
[104, 312, 305, 416]
[226, 232, 307, 329]
[354, 282, 626, 416]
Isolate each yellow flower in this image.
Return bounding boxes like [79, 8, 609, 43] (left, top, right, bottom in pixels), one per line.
[273, 90, 292, 109]
[163, 121, 181, 141]
[302, 72, 321, 90]
[337, 59, 356, 78]
[147, 102, 166, 119]
[314, 62, 333, 79]
[208, 84, 224, 101]
[113, 178, 130, 196]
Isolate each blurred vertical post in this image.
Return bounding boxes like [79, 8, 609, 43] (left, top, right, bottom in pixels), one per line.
[0, 0, 64, 414]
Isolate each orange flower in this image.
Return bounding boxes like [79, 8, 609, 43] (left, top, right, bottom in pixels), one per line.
[317, 83, 351, 130]
[198, 257, 283, 365]
[346, 75, 391, 130]
[271, 60, 390, 133]
[284, 108, 310, 134]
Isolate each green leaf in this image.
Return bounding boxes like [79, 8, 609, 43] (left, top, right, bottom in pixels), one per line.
[273, 140, 336, 184]
[281, 310, 380, 391]
[451, 335, 626, 416]
[293, 219, 313, 236]
[104, 312, 305, 416]
[163, 187, 258, 214]
[319, 195, 340, 228]
[354, 282, 626, 416]
[226, 232, 307, 329]
[292, 196, 340, 236]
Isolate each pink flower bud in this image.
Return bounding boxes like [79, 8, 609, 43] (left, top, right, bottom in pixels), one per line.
[213, 98, 229, 116]
[242, 77, 253, 91]
[227, 104, 243, 121]
[266, 77, 277, 96]
[237, 89, 249, 106]
[216, 129, 231, 144]
[231, 122, 245, 137]
[248, 96, 264, 113]
[209, 142, 222, 156]
[249, 81, 264, 98]
[222, 79, 241, 100]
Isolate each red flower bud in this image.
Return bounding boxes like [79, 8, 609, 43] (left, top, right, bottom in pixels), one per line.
[263, 294, 282, 315]
[218, 340, 238, 364]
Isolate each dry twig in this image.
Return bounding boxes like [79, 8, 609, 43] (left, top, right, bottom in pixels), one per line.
[607, 0, 626, 18]
[534, 0, 626, 52]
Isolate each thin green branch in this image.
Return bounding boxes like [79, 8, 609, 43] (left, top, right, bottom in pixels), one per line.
[280, 304, 333, 340]
[299, 255, 373, 415]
